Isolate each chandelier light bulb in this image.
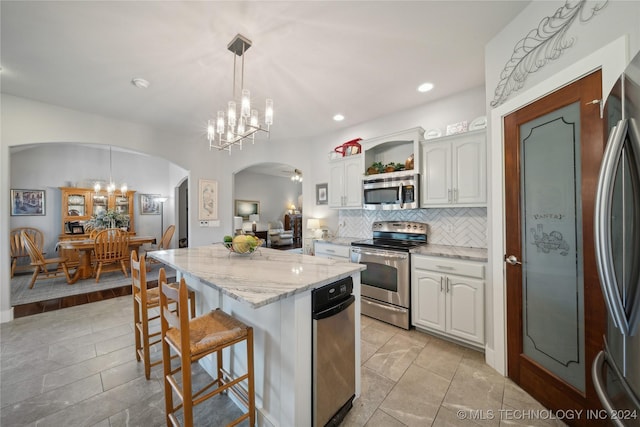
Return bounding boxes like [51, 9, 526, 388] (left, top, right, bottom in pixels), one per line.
[120, 183, 128, 194]
[250, 109, 259, 127]
[107, 182, 116, 194]
[265, 99, 274, 126]
[228, 101, 236, 129]
[216, 111, 225, 135]
[94, 182, 101, 193]
[241, 89, 251, 118]
[207, 120, 215, 141]
[237, 117, 245, 135]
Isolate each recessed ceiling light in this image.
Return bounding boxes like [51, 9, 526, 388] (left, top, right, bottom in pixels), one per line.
[333, 114, 345, 121]
[417, 82, 434, 93]
[131, 77, 150, 89]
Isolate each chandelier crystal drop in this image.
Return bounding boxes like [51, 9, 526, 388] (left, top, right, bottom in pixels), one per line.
[207, 34, 273, 154]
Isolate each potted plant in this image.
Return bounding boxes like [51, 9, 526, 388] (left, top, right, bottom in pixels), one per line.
[85, 208, 129, 231]
[367, 162, 384, 175]
[385, 162, 405, 172]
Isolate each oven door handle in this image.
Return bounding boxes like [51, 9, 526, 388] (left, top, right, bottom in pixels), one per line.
[398, 184, 404, 208]
[351, 248, 408, 259]
[362, 297, 407, 313]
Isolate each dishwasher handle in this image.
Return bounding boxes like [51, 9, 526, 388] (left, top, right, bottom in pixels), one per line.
[313, 295, 355, 320]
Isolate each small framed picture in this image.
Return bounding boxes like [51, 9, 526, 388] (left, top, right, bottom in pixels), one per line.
[316, 183, 328, 205]
[140, 194, 161, 215]
[11, 189, 45, 216]
[71, 225, 85, 235]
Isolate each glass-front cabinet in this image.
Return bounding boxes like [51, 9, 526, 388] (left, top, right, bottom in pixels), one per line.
[59, 187, 136, 236]
[63, 192, 89, 220]
[92, 194, 108, 217]
[114, 195, 130, 215]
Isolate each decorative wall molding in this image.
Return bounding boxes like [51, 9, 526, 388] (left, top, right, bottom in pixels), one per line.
[490, 0, 608, 108]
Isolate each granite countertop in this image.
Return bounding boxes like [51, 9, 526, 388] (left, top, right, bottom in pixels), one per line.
[148, 245, 365, 308]
[313, 237, 362, 246]
[411, 244, 488, 262]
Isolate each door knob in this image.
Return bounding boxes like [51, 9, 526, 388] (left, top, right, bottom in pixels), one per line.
[504, 255, 522, 265]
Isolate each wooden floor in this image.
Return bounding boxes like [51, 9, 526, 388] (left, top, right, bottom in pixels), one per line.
[12, 276, 170, 319]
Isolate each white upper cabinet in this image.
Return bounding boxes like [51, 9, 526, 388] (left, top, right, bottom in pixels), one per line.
[421, 130, 486, 207]
[329, 155, 363, 208]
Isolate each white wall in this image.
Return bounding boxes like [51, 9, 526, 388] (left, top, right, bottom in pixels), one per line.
[484, 0, 640, 374]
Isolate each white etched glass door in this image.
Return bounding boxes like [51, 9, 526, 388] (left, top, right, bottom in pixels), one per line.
[520, 102, 585, 391]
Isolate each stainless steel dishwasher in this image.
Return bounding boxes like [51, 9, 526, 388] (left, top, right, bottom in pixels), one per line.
[312, 276, 355, 427]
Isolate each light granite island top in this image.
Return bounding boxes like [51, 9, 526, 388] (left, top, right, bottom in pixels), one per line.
[148, 244, 364, 308]
[148, 245, 365, 427]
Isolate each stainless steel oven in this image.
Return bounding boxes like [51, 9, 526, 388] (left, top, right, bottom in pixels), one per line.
[362, 172, 418, 210]
[351, 221, 428, 329]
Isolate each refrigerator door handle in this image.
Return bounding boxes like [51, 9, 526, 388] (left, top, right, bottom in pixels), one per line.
[592, 350, 627, 427]
[626, 117, 640, 336]
[595, 119, 631, 335]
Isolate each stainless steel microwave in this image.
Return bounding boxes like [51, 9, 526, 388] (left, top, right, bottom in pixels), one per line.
[362, 172, 419, 210]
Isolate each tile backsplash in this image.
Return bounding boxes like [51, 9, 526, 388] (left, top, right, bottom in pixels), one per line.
[338, 207, 487, 248]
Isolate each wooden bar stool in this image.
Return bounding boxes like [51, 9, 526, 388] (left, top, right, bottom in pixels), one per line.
[130, 250, 195, 380]
[159, 269, 256, 427]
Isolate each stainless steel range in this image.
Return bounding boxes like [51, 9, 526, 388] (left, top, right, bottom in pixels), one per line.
[350, 221, 428, 329]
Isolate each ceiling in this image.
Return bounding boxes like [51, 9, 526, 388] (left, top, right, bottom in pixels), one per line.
[0, 1, 529, 144]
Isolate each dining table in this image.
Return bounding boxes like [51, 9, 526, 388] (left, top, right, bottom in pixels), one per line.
[57, 235, 156, 280]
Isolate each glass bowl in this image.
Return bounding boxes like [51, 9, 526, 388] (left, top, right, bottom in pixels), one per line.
[222, 238, 264, 255]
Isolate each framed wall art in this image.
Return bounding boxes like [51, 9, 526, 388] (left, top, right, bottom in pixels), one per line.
[11, 189, 45, 216]
[234, 200, 259, 220]
[140, 194, 161, 215]
[316, 183, 328, 205]
[199, 179, 218, 220]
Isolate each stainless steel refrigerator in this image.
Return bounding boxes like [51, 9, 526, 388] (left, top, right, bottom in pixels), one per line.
[593, 50, 640, 426]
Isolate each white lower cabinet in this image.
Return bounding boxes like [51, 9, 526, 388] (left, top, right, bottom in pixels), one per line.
[411, 254, 485, 347]
[314, 241, 351, 261]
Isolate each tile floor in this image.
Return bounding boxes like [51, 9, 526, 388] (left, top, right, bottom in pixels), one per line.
[0, 296, 564, 426]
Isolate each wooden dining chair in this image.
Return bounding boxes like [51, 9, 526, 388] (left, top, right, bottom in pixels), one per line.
[21, 230, 78, 288]
[93, 228, 129, 283]
[146, 224, 175, 267]
[10, 227, 44, 278]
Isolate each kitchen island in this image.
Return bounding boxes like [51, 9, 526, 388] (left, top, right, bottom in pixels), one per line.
[148, 244, 365, 427]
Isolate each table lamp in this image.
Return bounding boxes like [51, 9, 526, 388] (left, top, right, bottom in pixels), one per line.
[307, 218, 320, 238]
[249, 214, 259, 232]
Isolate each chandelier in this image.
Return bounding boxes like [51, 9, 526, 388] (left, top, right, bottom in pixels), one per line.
[207, 34, 273, 153]
[290, 169, 303, 182]
[94, 145, 127, 196]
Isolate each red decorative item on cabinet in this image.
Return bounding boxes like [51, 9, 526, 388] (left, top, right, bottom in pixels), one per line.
[334, 138, 362, 157]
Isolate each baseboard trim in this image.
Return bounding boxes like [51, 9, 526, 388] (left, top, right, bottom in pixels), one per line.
[1, 307, 14, 323]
